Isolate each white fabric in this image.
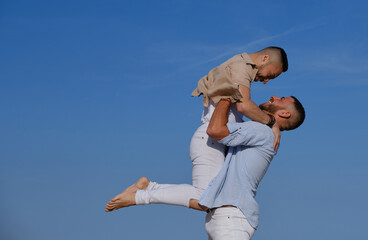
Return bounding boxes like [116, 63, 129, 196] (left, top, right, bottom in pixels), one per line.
[135, 122, 226, 207]
[206, 207, 255, 240]
[201, 100, 243, 124]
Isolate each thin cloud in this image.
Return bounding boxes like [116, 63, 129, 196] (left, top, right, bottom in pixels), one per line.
[187, 22, 327, 69]
[128, 22, 328, 88]
[308, 55, 368, 74]
[147, 21, 326, 70]
[296, 45, 368, 76]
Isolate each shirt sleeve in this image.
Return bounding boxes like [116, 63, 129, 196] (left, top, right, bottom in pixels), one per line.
[219, 122, 274, 147]
[225, 61, 254, 88]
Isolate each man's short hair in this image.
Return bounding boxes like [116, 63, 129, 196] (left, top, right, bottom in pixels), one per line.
[258, 46, 288, 72]
[266, 46, 288, 72]
[284, 96, 305, 130]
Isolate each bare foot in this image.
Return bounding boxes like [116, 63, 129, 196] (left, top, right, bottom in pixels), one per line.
[105, 177, 150, 212]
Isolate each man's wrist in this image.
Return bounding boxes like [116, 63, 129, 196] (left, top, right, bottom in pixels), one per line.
[220, 98, 232, 104]
[266, 114, 276, 128]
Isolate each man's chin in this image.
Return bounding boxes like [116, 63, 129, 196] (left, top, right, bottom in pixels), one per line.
[254, 78, 265, 83]
[259, 103, 266, 110]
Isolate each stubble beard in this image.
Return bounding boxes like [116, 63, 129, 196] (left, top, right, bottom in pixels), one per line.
[259, 103, 282, 114]
[255, 63, 268, 82]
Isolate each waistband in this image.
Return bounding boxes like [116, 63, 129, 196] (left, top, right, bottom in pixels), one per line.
[206, 205, 236, 213]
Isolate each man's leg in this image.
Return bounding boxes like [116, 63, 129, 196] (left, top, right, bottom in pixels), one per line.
[205, 207, 255, 240]
[136, 123, 226, 207]
[105, 177, 150, 212]
[105, 123, 226, 211]
[189, 123, 227, 210]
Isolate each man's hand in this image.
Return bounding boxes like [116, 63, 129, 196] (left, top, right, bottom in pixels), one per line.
[236, 85, 273, 125]
[271, 123, 281, 151]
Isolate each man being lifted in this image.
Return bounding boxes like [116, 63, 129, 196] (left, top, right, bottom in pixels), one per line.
[106, 47, 288, 212]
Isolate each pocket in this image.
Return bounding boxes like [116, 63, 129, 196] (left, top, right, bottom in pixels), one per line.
[190, 134, 209, 160]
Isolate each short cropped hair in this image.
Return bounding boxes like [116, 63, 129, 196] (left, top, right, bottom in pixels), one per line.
[284, 96, 305, 130]
[266, 46, 288, 72]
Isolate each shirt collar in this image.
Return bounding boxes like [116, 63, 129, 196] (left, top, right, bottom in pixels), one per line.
[240, 53, 257, 68]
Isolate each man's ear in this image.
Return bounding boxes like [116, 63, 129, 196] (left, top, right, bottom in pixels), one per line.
[277, 110, 291, 119]
[262, 54, 270, 63]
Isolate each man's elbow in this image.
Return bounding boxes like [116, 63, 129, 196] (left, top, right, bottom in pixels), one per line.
[206, 126, 228, 140]
[206, 126, 217, 138]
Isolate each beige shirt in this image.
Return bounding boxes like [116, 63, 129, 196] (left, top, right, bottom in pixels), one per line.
[192, 53, 258, 107]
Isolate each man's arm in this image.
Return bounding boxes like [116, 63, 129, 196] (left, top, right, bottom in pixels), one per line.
[236, 85, 281, 151]
[235, 85, 270, 123]
[206, 99, 231, 140]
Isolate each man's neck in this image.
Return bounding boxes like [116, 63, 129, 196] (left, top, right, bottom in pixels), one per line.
[248, 53, 259, 66]
[261, 110, 283, 131]
[261, 110, 272, 116]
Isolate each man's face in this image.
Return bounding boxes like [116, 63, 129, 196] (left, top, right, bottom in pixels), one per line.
[254, 63, 283, 84]
[259, 96, 295, 113]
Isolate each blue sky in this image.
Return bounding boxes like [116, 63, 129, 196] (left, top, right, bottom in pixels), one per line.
[1, 0, 367, 239]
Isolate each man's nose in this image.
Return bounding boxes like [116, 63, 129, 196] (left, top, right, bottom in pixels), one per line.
[263, 79, 270, 84]
[271, 95, 280, 100]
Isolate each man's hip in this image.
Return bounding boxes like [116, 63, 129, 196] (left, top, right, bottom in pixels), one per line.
[205, 206, 255, 240]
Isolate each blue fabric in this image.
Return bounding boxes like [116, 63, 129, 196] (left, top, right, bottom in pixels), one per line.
[199, 121, 276, 229]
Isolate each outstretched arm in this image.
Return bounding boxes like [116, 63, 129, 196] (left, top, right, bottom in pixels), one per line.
[236, 85, 281, 151]
[206, 99, 231, 140]
[235, 85, 270, 123]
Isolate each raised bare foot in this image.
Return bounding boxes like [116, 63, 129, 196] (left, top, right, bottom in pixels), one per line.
[105, 177, 150, 212]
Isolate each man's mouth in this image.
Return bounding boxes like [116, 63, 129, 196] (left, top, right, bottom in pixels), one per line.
[269, 97, 274, 103]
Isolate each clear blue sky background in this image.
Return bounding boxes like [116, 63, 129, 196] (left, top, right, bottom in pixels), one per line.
[1, 0, 367, 239]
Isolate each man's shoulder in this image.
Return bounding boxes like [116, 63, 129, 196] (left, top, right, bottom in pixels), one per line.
[221, 54, 244, 66]
[222, 121, 275, 151]
[223, 52, 254, 66]
[241, 121, 275, 151]
[227, 121, 272, 137]
[236, 121, 270, 130]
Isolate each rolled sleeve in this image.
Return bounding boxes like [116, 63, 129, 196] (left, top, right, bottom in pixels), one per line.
[219, 122, 273, 147]
[218, 123, 247, 147]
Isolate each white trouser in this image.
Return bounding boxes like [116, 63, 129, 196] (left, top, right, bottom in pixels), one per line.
[135, 123, 226, 207]
[206, 207, 255, 240]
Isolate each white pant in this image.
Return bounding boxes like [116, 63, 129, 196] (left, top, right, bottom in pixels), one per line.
[206, 207, 255, 240]
[135, 123, 226, 207]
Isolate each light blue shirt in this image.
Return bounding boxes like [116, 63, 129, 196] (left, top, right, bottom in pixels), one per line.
[199, 121, 276, 229]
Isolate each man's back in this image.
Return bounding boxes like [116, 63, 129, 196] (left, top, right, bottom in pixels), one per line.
[199, 121, 276, 229]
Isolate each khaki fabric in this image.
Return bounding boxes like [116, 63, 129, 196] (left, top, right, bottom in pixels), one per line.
[192, 53, 258, 107]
